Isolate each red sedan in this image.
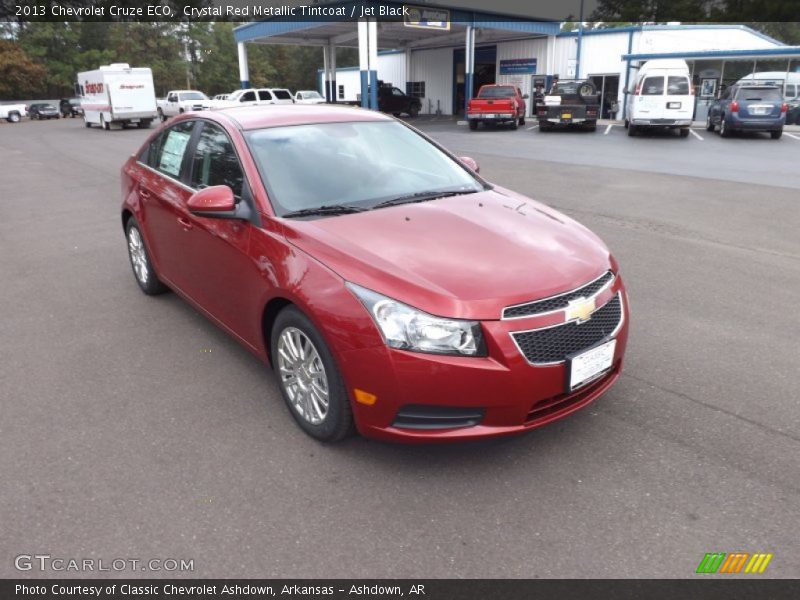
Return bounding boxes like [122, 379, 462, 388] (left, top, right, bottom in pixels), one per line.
[121, 105, 629, 443]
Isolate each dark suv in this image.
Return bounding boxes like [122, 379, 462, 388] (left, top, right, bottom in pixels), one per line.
[376, 82, 421, 118]
[60, 98, 84, 118]
[706, 85, 787, 139]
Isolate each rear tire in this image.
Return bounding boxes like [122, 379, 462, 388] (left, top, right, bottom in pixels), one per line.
[771, 129, 783, 140]
[138, 119, 152, 129]
[469, 120, 478, 131]
[125, 218, 168, 296]
[627, 123, 638, 137]
[157, 108, 165, 122]
[679, 127, 690, 138]
[519, 116, 525, 126]
[7, 111, 20, 123]
[408, 104, 419, 118]
[719, 117, 731, 138]
[100, 114, 109, 130]
[509, 119, 518, 130]
[271, 306, 354, 443]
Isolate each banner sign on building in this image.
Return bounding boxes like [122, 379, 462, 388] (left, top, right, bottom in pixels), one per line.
[499, 58, 538, 75]
[404, 5, 450, 30]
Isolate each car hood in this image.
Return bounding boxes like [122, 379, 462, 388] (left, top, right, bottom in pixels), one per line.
[281, 188, 613, 320]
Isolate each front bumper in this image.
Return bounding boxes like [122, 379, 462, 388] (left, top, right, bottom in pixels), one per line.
[337, 277, 629, 443]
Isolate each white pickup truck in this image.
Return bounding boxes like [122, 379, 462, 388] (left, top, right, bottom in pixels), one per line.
[156, 90, 211, 121]
[1, 103, 28, 123]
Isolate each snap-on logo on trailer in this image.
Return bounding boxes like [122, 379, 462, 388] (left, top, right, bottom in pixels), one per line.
[84, 81, 104, 94]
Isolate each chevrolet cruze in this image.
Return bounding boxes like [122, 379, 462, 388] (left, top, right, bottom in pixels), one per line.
[121, 105, 629, 443]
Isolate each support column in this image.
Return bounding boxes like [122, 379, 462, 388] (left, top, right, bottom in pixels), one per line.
[328, 41, 337, 103]
[237, 42, 249, 89]
[464, 25, 475, 115]
[368, 18, 379, 110]
[322, 45, 331, 102]
[405, 47, 412, 96]
[358, 20, 369, 108]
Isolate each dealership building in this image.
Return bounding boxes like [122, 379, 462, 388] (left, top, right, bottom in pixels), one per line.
[233, 1, 800, 121]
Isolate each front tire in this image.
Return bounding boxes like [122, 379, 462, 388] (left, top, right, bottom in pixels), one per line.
[408, 105, 420, 118]
[7, 111, 20, 123]
[271, 306, 353, 442]
[157, 108, 165, 122]
[125, 218, 168, 296]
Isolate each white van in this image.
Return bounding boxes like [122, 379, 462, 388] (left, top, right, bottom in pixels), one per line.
[77, 63, 158, 130]
[625, 59, 694, 137]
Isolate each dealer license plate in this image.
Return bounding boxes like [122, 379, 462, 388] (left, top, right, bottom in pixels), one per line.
[750, 106, 770, 115]
[568, 339, 616, 391]
[561, 112, 572, 120]
[667, 102, 681, 109]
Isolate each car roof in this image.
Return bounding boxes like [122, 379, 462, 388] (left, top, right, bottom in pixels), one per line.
[212, 104, 393, 131]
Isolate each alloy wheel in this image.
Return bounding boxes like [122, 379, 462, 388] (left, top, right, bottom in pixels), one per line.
[127, 227, 149, 285]
[277, 327, 330, 425]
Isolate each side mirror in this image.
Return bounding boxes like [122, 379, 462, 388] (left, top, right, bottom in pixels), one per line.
[522, 94, 529, 99]
[187, 185, 236, 218]
[459, 156, 480, 173]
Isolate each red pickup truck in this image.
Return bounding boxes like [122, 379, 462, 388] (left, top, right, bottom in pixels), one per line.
[467, 85, 528, 131]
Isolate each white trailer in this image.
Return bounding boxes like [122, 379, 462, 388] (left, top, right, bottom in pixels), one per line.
[77, 63, 158, 130]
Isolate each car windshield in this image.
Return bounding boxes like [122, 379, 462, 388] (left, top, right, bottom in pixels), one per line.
[246, 121, 484, 216]
[42, 104, 56, 110]
[180, 92, 208, 101]
[738, 87, 782, 101]
[273, 90, 292, 100]
[303, 92, 322, 99]
[477, 86, 516, 98]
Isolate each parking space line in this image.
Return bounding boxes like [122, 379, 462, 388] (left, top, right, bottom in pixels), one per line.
[784, 132, 800, 141]
[689, 129, 704, 141]
[604, 124, 613, 135]
[526, 125, 538, 131]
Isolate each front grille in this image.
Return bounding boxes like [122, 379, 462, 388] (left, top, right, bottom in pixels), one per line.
[503, 271, 614, 319]
[392, 405, 484, 430]
[511, 294, 622, 364]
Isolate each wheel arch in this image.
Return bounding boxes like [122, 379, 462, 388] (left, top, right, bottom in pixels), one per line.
[261, 296, 294, 366]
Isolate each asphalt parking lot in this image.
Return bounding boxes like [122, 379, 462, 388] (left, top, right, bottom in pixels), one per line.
[1, 116, 799, 578]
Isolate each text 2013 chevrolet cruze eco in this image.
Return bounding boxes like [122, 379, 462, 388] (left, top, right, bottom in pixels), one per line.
[121, 105, 629, 443]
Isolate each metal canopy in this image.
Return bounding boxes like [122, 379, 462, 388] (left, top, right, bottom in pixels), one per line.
[233, 0, 559, 49]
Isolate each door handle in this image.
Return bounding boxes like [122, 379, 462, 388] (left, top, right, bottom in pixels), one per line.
[177, 217, 193, 230]
[139, 188, 152, 200]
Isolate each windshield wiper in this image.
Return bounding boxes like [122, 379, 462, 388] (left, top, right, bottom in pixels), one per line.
[372, 189, 478, 209]
[282, 204, 368, 218]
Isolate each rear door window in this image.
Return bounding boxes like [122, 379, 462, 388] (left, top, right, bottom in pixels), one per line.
[155, 121, 195, 178]
[258, 90, 273, 101]
[641, 76, 665, 95]
[241, 91, 256, 102]
[273, 90, 291, 100]
[667, 76, 690, 95]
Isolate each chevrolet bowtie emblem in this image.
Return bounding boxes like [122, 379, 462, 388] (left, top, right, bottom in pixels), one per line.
[565, 296, 596, 323]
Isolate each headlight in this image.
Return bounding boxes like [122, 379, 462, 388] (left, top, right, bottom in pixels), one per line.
[347, 283, 486, 357]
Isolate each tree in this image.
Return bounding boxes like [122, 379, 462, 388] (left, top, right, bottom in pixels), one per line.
[0, 38, 47, 99]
